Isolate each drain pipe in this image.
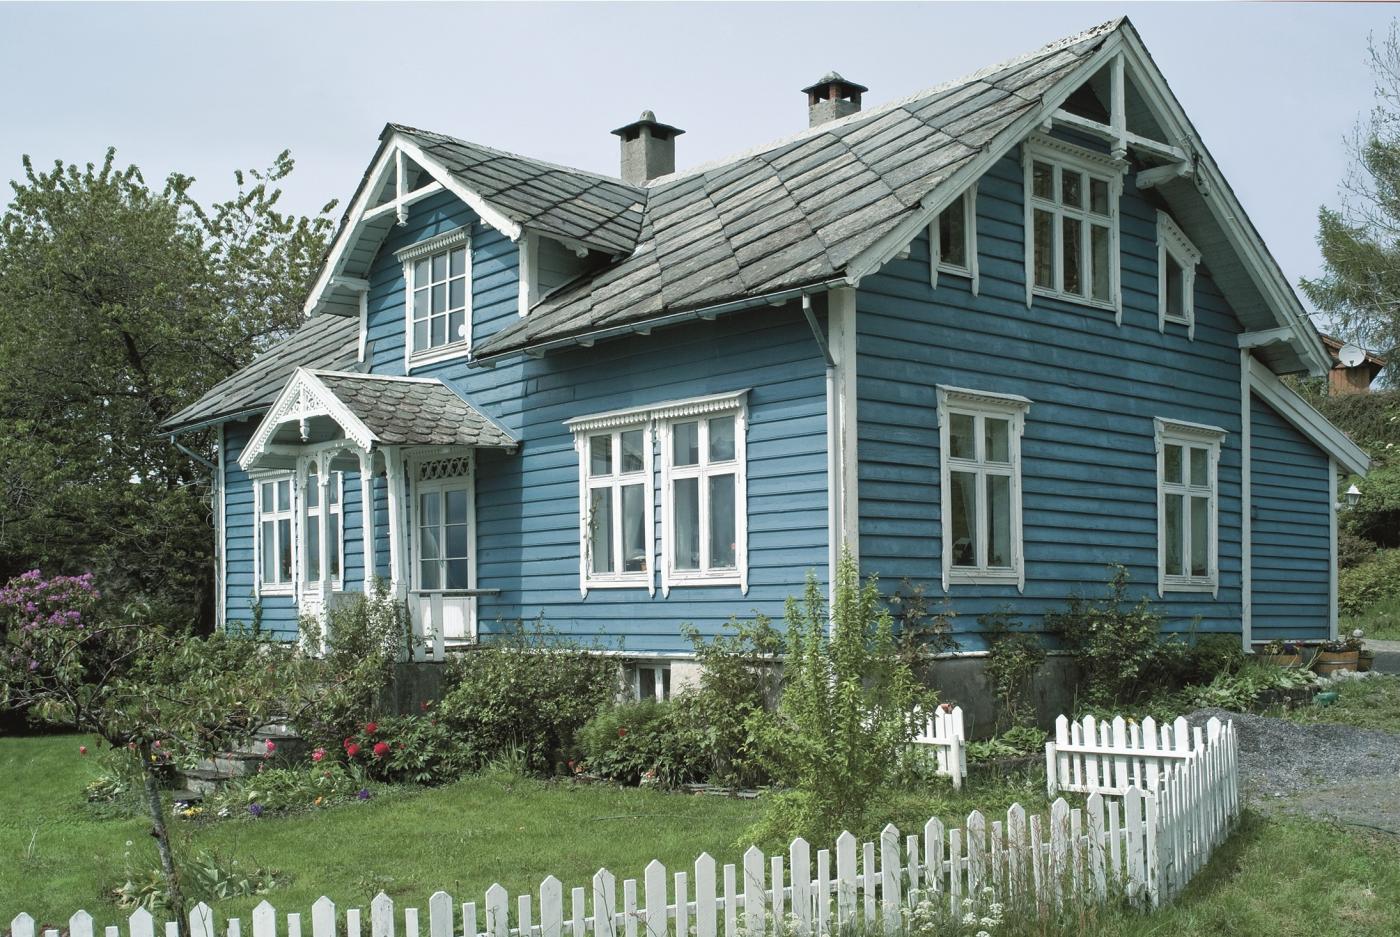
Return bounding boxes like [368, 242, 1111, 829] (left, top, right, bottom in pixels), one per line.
[170, 435, 216, 472]
[801, 294, 840, 611]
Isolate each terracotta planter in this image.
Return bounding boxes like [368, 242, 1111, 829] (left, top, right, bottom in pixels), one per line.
[1315, 649, 1359, 676]
[1258, 652, 1303, 668]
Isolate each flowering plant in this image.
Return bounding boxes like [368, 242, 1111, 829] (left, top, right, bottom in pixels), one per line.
[339, 713, 472, 784]
[1259, 639, 1301, 656]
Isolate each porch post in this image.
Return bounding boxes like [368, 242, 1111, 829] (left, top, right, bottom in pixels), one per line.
[384, 445, 407, 596]
[359, 448, 375, 594]
[293, 456, 308, 608]
[316, 451, 332, 597]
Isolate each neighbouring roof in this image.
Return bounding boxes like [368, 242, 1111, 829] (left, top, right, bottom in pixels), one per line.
[162, 315, 360, 433]
[313, 372, 516, 449]
[1321, 334, 1387, 372]
[472, 19, 1122, 359]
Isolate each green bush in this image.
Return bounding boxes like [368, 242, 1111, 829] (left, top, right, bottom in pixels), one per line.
[1046, 565, 1165, 708]
[576, 700, 705, 786]
[202, 761, 373, 818]
[437, 620, 618, 774]
[1339, 548, 1400, 615]
[980, 610, 1045, 730]
[340, 713, 473, 785]
[746, 551, 934, 845]
[680, 617, 782, 788]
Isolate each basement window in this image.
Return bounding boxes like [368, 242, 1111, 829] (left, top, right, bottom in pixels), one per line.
[928, 186, 979, 293]
[1157, 211, 1202, 337]
[630, 663, 672, 701]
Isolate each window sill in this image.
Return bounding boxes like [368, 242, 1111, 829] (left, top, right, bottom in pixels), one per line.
[1162, 578, 1217, 594]
[938, 263, 973, 279]
[408, 342, 472, 372]
[1163, 315, 1192, 329]
[259, 585, 294, 597]
[947, 569, 1021, 586]
[583, 577, 651, 591]
[1031, 287, 1116, 315]
[667, 573, 744, 588]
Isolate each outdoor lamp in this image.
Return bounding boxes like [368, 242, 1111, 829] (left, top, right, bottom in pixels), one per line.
[1346, 484, 1362, 509]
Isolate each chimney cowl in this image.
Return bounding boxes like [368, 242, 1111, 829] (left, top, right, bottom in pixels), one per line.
[802, 71, 868, 128]
[611, 110, 685, 185]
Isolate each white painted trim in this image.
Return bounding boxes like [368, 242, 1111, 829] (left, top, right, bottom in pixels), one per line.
[1328, 456, 1339, 641]
[401, 228, 473, 372]
[238, 368, 379, 472]
[252, 473, 296, 596]
[574, 423, 656, 594]
[362, 180, 444, 222]
[304, 142, 398, 318]
[1022, 134, 1125, 320]
[357, 289, 369, 364]
[216, 424, 227, 631]
[936, 385, 1030, 592]
[1156, 210, 1201, 339]
[1153, 417, 1226, 597]
[658, 403, 749, 594]
[927, 186, 979, 295]
[565, 389, 751, 434]
[358, 450, 376, 594]
[1240, 350, 1252, 652]
[1246, 358, 1371, 477]
[517, 231, 539, 317]
[383, 446, 406, 595]
[831, 287, 860, 559]
[301, 460, 344, 591]
[394, 226, 470, 263]
[391, 134, 524, 242]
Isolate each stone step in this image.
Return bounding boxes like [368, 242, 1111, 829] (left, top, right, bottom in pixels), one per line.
[193, 751, 267, 777]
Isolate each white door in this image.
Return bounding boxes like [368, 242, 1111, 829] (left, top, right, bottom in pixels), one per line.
[413, 469, 476, 643]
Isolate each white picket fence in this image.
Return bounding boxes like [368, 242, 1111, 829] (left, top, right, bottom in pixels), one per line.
[1045, 714, 1200, 798]
[912, 705, 967, 789]
[9, 716, 1239, 937]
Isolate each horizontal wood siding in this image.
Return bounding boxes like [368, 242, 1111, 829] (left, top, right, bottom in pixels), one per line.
[222, 420, 299, 639]
[1250, 394, 1331, 640]
[341, 469, 365, 593]
[856, 144, 1245, 646]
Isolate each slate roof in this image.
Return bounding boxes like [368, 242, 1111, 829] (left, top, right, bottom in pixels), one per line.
[392, 124, 646, 255]
[472, 19, 1121, 359]
[162, 315, 360, 432]
[313, 372, 517, 449]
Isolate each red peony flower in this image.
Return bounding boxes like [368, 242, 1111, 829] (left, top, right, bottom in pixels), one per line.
[617, 727, 628, 738]
[364, 722, 378, 734]
[345, 742, 360, 758]
[264, 739, 277, 753]
[373, 741, 390, 759]
[312, 748, 326, 763]
[79, 745, 88, 755]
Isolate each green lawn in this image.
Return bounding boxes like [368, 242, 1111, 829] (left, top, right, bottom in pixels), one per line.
[1278, 671, 1400, 732]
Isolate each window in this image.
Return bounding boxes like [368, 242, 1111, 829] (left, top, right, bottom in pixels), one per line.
[1154, 418, 1225, 595]
[1157, 211, 1202, 337]
[256, 476, 294, 593]
[566, 390, 748, 597]
[304, 468, 344, 586]
[663, 409, 744, 588]
[630, 663, 671, 701]
[1022, 135, 1123, 315]
[397, 227, 471, 370]
[583, 426, 652, 586]
[417, 480, 472, 591]
[928, 186, 979, 292]
[937, 386, 1030, 591]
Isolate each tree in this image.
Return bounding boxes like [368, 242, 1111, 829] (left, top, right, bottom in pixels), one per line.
[0, 569, 308, 931]
[1302, 24, 1400, 362]
[0, 150, 334, 627]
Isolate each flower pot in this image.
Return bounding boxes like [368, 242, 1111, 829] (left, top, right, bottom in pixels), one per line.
[1315, 649, 1359, 676]
[1359, 651, 1375, 673]
[1258, 652, 1303, 668]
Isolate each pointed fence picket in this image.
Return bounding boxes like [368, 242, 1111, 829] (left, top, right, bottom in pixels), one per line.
[912, 706, 966, 789]
[11, 716, 1238, 937]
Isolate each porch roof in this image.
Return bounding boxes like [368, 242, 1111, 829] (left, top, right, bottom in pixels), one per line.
[313, 371, 516, 449]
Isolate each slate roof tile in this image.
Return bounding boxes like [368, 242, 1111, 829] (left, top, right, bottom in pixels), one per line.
[314, 372, 516, 449]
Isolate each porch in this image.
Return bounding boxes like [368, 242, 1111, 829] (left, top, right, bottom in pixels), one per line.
[237, 367, 517, 657]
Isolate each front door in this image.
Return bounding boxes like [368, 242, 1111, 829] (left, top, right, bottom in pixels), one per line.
[413, 465, 476, 644]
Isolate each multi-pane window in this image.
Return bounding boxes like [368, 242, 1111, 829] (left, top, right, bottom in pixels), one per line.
[929, 186, 978, 290]
[585, 427, 651, 584]
[411, 245, 469, 353]
[304, 468, 343, 585]
[257, 477, 294, 592]
[1024, 137, 1121, 311]
[937, 387, 1030, 590]
[665, 412, 742, 583]
[1155, 419, 1224, 594]
[1157, 211, 1202, 336]
[630, 663, 672, 701]
[418, 483, 471, 591]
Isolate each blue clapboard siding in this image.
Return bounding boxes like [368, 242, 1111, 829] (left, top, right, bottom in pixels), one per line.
[355, 191, 830, 652]
[1250, 395, 1331, 640]
[222, 420, 299, 639]
[856, 142, 1245, 646]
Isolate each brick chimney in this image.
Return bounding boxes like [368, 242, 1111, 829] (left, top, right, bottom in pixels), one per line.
[802, 72, 867, 127]
[611, 110, 684, 185]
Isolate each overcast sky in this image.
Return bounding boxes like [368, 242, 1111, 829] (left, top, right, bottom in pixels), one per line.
[1, 2, 1394, 321]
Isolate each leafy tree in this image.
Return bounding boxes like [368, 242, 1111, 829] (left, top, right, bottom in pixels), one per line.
[0, 149, 334, 627]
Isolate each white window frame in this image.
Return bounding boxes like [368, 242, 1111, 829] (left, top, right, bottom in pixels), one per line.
[397, 227, 472, 372]
[928, 186, 979, 294]
[578, 423, 655, 593]
[936, 386, 1031, 592]
[629, 662, 672, 701]
[1157, 210, 1202, 338]
[566, 389, 750, 598]
[660, 405, 747, 593]
[1022, 134, 1126, 321]
[303, 468, 345, 589]
[411, 458, 478, 595]
[1154, 417, 1225, 596]
[253, 473, 295, 596]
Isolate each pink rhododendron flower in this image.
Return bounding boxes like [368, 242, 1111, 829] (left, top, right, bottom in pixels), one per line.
[312, 748, 326, 763]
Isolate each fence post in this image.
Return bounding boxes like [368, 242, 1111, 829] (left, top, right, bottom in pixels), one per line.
[542, 878, 564, 937]
[313, 898, 338, 937]
[693, 855, 715, 937]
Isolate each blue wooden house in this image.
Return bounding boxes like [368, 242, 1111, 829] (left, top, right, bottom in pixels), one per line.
[165, 18, 1368, 695]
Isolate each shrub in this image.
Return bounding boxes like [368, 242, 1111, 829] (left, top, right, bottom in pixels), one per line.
[747, 551, 934, 844]
[437, 620, 618, 774]
[576, 700, 705, 786]
[680, 617, 782, 787]
[888, 578, 960, 661]
[1046, 565, 1164, 708]
[1339, 548, 1400, 615]
[339, 714, 472, 785]
[980, 610, 1045, 729]
[203, 761, 372, 817]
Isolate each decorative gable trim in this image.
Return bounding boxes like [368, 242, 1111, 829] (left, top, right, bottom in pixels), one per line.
[395, 226, 470, 263]
[237, 368, 379, 472]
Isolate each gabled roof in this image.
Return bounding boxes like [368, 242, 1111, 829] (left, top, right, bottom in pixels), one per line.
[161, 314, 360, 433]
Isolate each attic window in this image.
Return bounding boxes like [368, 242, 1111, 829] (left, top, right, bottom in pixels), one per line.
[397, 227, 472, 372]
[1157, 211, 1201, 338]
[928, 186, 979, 293]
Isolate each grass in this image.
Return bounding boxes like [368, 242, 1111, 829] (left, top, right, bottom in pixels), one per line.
[1275, 671, 1400, 733]
[1346, 595, 1400, 641]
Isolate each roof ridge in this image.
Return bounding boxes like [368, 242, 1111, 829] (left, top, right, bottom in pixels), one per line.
[645, 17, 1123, 188]
[388, 122, 644, 192]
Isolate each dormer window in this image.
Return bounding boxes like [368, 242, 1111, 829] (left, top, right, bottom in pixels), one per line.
[1157, 211, 1201, 338]
[397, 227, 472, 371]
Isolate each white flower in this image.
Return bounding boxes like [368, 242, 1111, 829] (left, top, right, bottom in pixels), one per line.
[977, 932, 992, 937]
[962, 912, 977, 926]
